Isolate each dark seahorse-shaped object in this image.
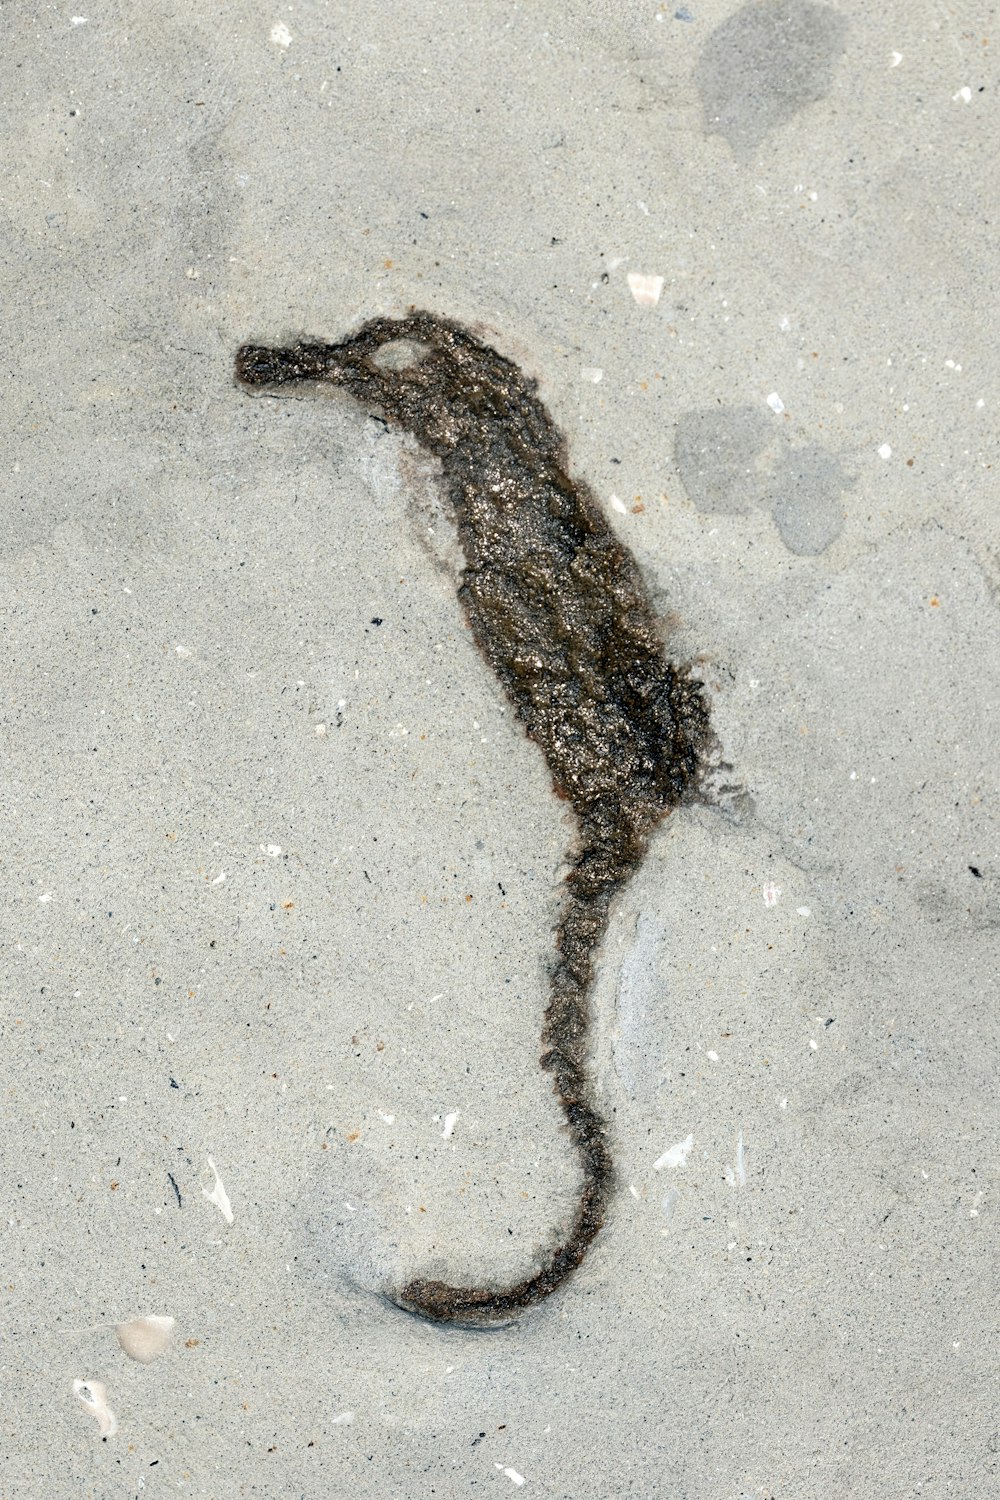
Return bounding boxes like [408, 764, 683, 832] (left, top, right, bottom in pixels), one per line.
[235, 311, 708, 1327]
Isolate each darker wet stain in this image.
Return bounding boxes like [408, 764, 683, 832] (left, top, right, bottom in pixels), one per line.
[235, 312, 708, 1327]
[769, 444, 849, 555]
[675, 406, 850, 556]
[674, 405, 771, 516]
[695, 0, 848, 159]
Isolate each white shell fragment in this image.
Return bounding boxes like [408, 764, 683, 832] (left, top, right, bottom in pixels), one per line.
[116, 1314, 175, 1364]
[653, 1134, 694, 1172]
[73, 1378, 118, 1438]
[627, 272, 664, 307]
[202, 1156, 234, 1223]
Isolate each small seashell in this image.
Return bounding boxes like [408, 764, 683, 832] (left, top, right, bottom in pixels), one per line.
[115, 1314, 175, 1364]
[73, 1378, 118, 1437]
[627, 272, 664, 307]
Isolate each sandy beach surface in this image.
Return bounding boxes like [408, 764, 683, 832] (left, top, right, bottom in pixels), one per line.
[2, 3, 997, 1495]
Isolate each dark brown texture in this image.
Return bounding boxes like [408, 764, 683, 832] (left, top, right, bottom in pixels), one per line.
[235, 311, 708, 1326]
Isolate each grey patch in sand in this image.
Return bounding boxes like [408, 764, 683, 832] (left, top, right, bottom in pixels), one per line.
[296, 1147, 405, 1310]
[769, 445, 850, 555]
[674, 405, 772, 516]
[695, 0, 848, 159]
[676, 408, 849, 556]
[613, 911, 668, 1103]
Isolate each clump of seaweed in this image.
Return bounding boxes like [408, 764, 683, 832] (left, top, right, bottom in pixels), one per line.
[236, 312, 709, 1325]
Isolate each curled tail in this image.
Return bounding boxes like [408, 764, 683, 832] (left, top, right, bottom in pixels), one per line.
[393, 828, 632, 1327]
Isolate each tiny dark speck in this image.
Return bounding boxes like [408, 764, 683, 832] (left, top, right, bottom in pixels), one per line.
[969, 865, 982, 877]
[91, 607, 98, 614]
[824, 1017, 835, 1027]
[170, 1077, 180, 1089]
[370, 617, 383, 625]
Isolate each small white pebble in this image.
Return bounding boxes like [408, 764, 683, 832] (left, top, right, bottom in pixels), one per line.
[271, 22, 292, 47]
[762, 882, 781, 907]
[315, 722, 327, 736]
[796, 906, 811, 917]
[211, 870, 226, 885]
[610, 493, 627, 515]
[878, 443, 892, 460]
[766, 392, 785, 414]
[707, 1049, 720, 1062]
[175, 643, 193, 657]
[581, 367, 603, 383]
[889, 51, 903, 67]
[441, 1111, 459, 1139]
[953, 86, 972, 103]
[809, 1039, 819, 1051]
[495, 1466, 525, 1487]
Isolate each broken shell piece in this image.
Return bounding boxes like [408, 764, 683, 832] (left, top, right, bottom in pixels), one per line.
[73, 1378, 117, 1438]
[627, 272, 664, 307]
[116, 1314, 175, 1364]
[201, 1156, 234, 1223]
